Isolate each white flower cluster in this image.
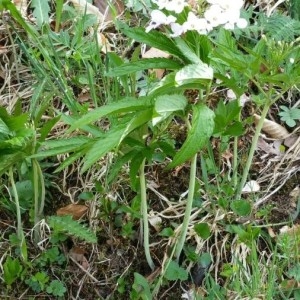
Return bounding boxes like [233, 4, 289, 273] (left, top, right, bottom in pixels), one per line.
[146, 0, 247, 37]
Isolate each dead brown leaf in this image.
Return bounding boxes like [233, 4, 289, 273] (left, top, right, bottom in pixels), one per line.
[254, 114, 289, 139]
[69, 246, 89, 270]
[56, 203, 88, 220]
[93, 0, 124, 21]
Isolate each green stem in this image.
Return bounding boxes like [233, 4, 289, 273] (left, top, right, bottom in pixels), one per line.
[235, 101, 271, 200]
[175, 153, 197, 260]
[32, 159, 45, 243]
[140, 158, 155, 270]
[9, 167, 22, 239]
[9, 167, 27, 261]
[233, 95, 242, 188]
[233, 136, 238, 188]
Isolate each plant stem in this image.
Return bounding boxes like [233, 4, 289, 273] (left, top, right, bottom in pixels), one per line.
[233, 136, 238, 187]
[175, 153, 197, 260]
[9, 167, 27, 261]
[140, 158, 155, 270]
[235, 101, 271, 200]
[32, 159, 45, 244]
[9, 167, 22, 239]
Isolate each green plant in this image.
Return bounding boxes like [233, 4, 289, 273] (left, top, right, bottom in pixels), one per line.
[35, 246, 66, 267]
[164, 260, 188, 281]
[48, 215, 97, 243]
[131, 273, 152, 300]
[16, 0, 299, 271]
[46, 279, 67, 297]
[3, 256, 24, 286]
[25, 272, 49, 293]
[3, 0, 300, 298]
[278, 105, 300, 127]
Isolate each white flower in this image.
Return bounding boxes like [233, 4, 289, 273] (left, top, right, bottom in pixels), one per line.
[146, 10, 177, 32]
[290, 57, 295, 64]
[152, 0, 187, 14]
[222, 7, 241, 23]
[166, 0, 188, 14]
[170, 22, 185, 37]
[236, 18, 247, 28]
[204, 0, 247, 30]
[219, 0, 244, 10]
[183, 12, 211, 34]
[204, 4, 227, 27]
[152, 0, 168, 10]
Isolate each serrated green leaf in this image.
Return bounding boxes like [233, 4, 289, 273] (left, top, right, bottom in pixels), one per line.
[48, 215, 97, 243]
[168, 104, 215, 168]
[164, 261, 188, 281]
[175, 63, 213, 86]
[132, 273, 152, 299]
[82, 127, 125, 172]
[107, 150, 138, 184]
[155, 94, 187, 114]
[3, 257, 23, 286]
[31, 137, 91, 158]
[0, 153, 25, 176]
[153, 94, 187, 125]
[149, 73, 177, 96]
[68, 97, 152, 132]
[118, 22, 187, 61]
[39, 115, 61, 143]
[31, 0, 50, 27]
[159, 227, 174, 237]
[106, 58, 182, 77]
[120, 109, 153, 142]
[174, 37, 202, 64]
[0, 118, 10, 136]
[194, 223, 211, 239]
[230, 200, 251, 216]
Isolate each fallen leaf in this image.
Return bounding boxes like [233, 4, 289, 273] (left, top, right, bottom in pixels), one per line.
[69, 246, 89, 270]
[56, 203, 88, 220]
[254, 114, 289, 139]
[93, 0, 124, 21]
[256, 137, 281, 156]
[242, 180, 260, 193]
[284, 134, 299, 148]
[267, 227, 276, 238]
[148, 211, 162, 232]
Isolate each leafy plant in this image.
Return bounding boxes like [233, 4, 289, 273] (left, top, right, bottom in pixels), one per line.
[48, 215, 97, 243]
[35, 246, 66, 267]
[46, 280, 67, 297]
[164, 260, 188, 281]
[131, 273, 152, 300]
[30, 0, 50, 28]
[25, 272, 49, 293]
[278, 105, 300, 127]
[3, 256, 24, 286]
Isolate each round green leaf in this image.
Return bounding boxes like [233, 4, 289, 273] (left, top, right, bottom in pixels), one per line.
[230, 200, 251, 216]
[194, 223, 211, 239]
